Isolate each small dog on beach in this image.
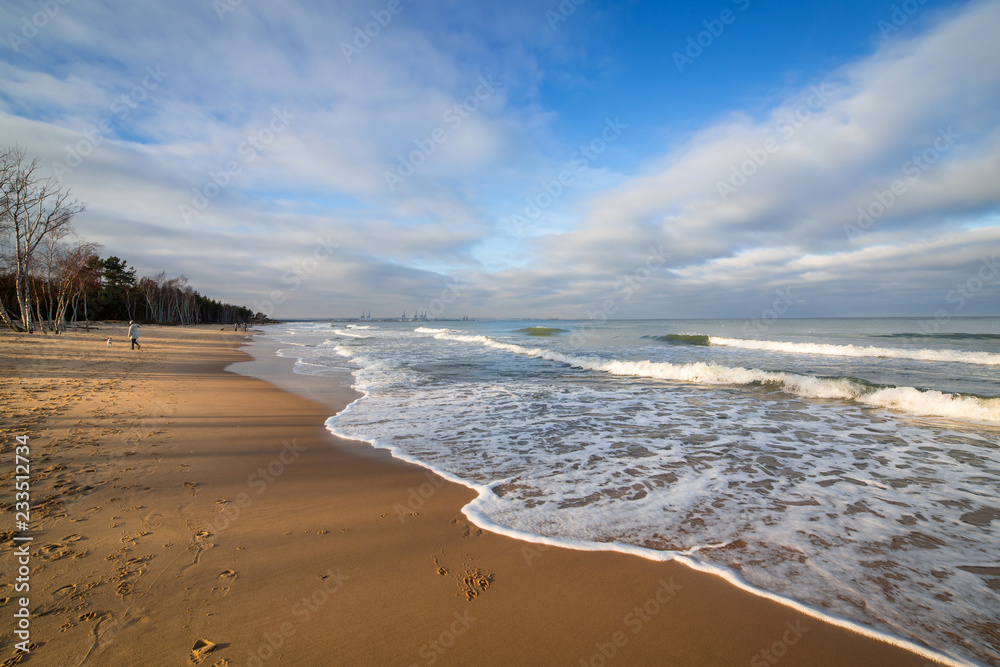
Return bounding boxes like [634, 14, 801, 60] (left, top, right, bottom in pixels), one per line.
[107, 337, 113, 346]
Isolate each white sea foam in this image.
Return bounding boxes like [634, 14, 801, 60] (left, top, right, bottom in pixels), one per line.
[429, 331, 1000, 424]
[332, 328, 368, 338]
[268, 322, 1000, 666]
[334, 400, 990, 667]
[708, 336, 1000, 366]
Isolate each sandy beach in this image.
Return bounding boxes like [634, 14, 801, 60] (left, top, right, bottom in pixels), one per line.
[0, 325, 945, 666]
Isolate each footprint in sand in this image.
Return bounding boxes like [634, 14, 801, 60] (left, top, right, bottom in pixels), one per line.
[217, 570, 237, 582]
[39, 543, 72, 561]
[143, 511, 165, 528]
[78, 611, 108, 621]
[52, 584, 77, 599]
[124, 555, 154, 567]
[449, 517, 482, 538]
[189, 638, 217, 664]
[434, 555, 493, 601]
[3, 642, 37, 659]
[63, 534, 83, 542]
[460, 570, 493, 601]
[210, 586, 229, 598]
[184, 481, 199, 496]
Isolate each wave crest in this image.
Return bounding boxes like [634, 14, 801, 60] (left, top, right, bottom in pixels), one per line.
[651, 334, 1000, 366]
[515, 326, 568, 336]
[645, 334, 711, 346]
[433, 332, 1000, 424]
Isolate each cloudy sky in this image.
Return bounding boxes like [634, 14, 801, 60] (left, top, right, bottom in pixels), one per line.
[2, 0, 998, 319]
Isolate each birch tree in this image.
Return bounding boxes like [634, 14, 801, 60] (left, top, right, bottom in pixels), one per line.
[50, 240, 102, 333]
[0, 146, 85, 332]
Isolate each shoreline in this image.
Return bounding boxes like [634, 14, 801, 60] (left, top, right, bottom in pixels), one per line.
[243, 327, 966, 666]
[1, 325, 950, 665]
[337, 425, 973, 667]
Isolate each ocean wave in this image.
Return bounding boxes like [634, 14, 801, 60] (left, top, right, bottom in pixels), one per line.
[515, 326, 568, 336]
[874, 332, 1000, 342]
[434, 332, 1000, 424]
[644, 334, 711, 346]
[332, 329, 369, 338]
[651, 334, 1000, 366]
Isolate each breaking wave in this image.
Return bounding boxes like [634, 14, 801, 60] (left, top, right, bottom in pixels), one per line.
[426, 330, 1000, 424]
[648, 334, 1000, 366]
[644, 334, 711, 346]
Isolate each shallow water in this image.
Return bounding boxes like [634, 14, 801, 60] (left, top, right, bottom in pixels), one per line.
[264, 318, 1000, 666]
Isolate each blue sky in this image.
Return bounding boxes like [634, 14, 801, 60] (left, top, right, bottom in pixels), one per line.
[2, 0, 998, 319]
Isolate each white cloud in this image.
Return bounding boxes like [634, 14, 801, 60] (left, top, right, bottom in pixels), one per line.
[0, 0, 996, 318]
[521, 0, 1000, 315]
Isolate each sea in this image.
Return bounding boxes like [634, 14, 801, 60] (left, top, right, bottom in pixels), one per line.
[255, 317, 1000, 666]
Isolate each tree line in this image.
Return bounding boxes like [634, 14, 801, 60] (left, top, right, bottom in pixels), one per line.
[1, 146, 257, 332]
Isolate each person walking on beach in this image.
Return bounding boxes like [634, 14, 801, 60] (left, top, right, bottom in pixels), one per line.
[128, 320, 141, 350]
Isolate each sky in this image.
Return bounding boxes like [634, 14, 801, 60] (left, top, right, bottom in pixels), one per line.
[2, 0, 998, 320]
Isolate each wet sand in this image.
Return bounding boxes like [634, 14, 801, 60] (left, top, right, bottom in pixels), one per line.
[0, 325, 943, 666]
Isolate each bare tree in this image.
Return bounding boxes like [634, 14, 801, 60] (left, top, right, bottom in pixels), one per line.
[69, 254, 103, 331]
[0, 146, 85, 332]
[49, 240, 103, 333]
[34, 224, 75, 331]
[0, 150, 20, 330]
[0, 268, 18, 330]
